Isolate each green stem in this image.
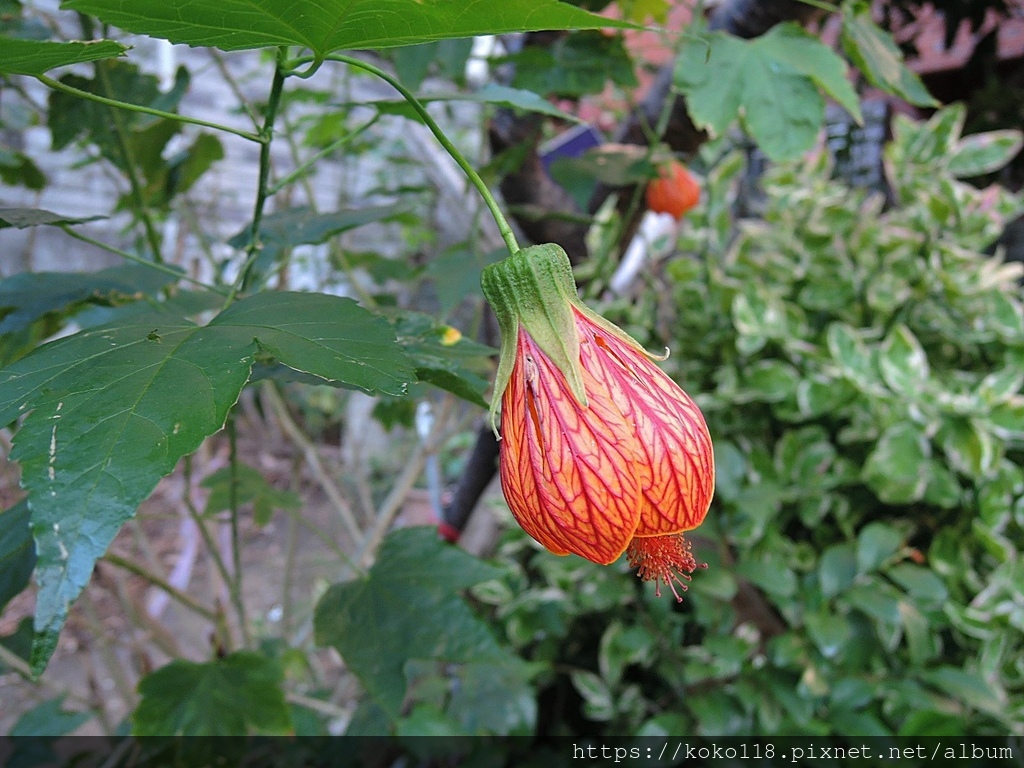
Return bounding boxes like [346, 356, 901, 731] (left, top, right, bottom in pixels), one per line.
[36, 74, 263, 143]
[318, 53, 520, 256]
[59, 225, 228, 295]
[267, 114, 380, 196]
[94, 61, 165, 263]
[102, 553, 219, 623]
[183, 456, 238, 651]
[231, 49, 289, 299]
[226, 416, 253, 647]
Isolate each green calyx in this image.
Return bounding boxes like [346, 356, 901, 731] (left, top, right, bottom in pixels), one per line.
[480, 243, 588, 433]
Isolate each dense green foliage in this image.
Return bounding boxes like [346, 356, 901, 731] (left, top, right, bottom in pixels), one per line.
[514, 105, 1023, 736]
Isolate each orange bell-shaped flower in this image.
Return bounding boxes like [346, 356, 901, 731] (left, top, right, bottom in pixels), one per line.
[481, 244, 714, 600]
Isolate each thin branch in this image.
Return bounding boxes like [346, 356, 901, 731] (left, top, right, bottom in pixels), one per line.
[317, 53, 520, 255]
[267, 114, 380, 197]
[262, 382, 365, 547]
[225, 417, 253, 647]
[59, 226, 228, 295]
[357, 396, 454, 569]
[102, 553, 219, 623]
[95, 61, 165, 263]
[36, 74, 262, 143]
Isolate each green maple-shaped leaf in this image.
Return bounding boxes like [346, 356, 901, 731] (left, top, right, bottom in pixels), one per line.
[674, 24, 862, 161]
[0, 291, 413, 674]
[0, 36, 126, 75]
[60, 0, 633, 55]
[133, 651, 292, 735]
[314, 527, 504, 717]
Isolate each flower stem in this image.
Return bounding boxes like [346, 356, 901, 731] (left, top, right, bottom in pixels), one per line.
[319, 53, 520, 256]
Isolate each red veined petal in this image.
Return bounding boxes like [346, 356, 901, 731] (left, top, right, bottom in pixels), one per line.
[499, 329, 645, 565]
[575, 308, 714, 536]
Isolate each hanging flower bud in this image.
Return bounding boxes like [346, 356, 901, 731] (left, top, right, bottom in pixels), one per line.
[646, 160, 700, 220]
[481, 244, 714, 600]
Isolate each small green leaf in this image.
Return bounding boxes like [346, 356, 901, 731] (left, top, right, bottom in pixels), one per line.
[753, 24, 862, 123]
[861, 423, 930, 504]
[62, 0, 633, 55]
[840, 3, 937, 107]
[804, 611, 852, 659]
[920, 667, 1007, 718]
[314, 527, 504, 717]
[938, 417, 999, 478]
[570, 670, 614, 721]
[732, 288, 788, 341]
[0, 36, 125, 74]
[0, 149, 46, 190]
[819, 543, 856, 598]
[846, 581, 902, 643]
[0, 207, 105, 229]
[393, 312, 493, 409]
[856, 522, 903, 574]
[741, 359, 800, 403]
[133, 651, 292, 735]
[897, 602, 937, 667]
[827, 322, 879, 391]
[888, 564, 948, 605]
[0, 501, 35, 613]
[878, 324, 929, 396]
[948, 130, 1024, 178]
[202, 464, 300, 526]
[712, 441, 746, 502]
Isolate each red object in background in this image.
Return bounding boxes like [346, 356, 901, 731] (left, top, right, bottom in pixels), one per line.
[645, 161, 700, 220]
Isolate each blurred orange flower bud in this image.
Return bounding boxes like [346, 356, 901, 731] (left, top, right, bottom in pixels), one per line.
[646, 160, 700, 220]
[481, 244, 714, 599]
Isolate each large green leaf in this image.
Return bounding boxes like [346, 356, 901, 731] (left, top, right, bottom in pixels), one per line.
[133, 651, 292, 735]
[0, 36, 125, 75]
[840, 3, 937, 108]
[314, 527, 504, 717]
[60, 0, 632, 55]
[0, 291, 413, 674]
[0, 500, 35, 613]
[674, 24, 860, 161]
[0, 263, 180, 336]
